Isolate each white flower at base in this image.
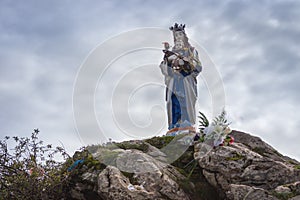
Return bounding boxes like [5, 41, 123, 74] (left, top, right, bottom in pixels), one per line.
[202, 112, 232, 147]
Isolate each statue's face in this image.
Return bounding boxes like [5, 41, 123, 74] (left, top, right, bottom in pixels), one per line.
[174, 31, 185, 41]
[175, 40, 184, 50]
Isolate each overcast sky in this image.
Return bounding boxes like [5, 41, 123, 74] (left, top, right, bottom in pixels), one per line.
[0, 0, 300, 161]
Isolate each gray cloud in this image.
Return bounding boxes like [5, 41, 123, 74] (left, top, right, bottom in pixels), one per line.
[0, 0, 299, 160]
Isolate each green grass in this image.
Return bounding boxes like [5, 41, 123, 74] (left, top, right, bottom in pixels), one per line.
[144, 135, 175, 149]
[272, 191, 296, 200]
[252, 147, 266, 156]
[294, 165, 300, 170]
[225, 152, 245, 161]
[115, 141, 149, 152]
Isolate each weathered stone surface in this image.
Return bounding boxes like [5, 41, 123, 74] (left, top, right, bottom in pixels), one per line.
[145, 142, 168, 162]
[97, 150, 190, 200]
[289, 181, 300, 194]
[231, 131, 300, 164]
[289, 195, 300, 200]
[275, 185, 291, 193]
[115, 149, 166, 173]
[97, 165, 156, 200]
[227, 184, 279, 200]
[70, 185, 85, 200]
[70, 181, 102, 200]
[66, 131, 300, 200]
[194, 131, 300, 200]
[82, 171, 99, 182]
[273, 181, 300, 199]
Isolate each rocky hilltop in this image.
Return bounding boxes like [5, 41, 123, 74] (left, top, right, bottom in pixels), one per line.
[65, 130, 300, 200]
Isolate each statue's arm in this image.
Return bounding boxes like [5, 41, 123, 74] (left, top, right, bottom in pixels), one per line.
[159, 57, 174, 77]
[191, 49, 202, 76]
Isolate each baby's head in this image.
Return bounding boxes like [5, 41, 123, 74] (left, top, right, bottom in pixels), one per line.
[174, 40, 184, 50]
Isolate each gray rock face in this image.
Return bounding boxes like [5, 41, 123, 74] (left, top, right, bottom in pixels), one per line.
[97, 150, 190, 200]
[115, 149, 166, 173]
[290, 196, 300, 200]
[194, 131, 300, 200]
[227, 184, 279, 200]
[97, 165, 156, 200]
[67, 131, 300, 200]
[69, 148, 190, 200]
[144, 142, 168, 162]
[231, 131, 300, 164]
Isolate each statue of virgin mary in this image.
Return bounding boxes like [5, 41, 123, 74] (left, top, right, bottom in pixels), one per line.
[160, 23, 202, 135]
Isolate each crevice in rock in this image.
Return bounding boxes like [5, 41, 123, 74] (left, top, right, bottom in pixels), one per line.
[106, 169, 111, 188]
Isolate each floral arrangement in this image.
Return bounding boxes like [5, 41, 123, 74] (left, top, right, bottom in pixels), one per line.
[198, 110, 234, 147]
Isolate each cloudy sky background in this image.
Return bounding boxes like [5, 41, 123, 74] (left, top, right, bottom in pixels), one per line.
[1, 0, 300, 160]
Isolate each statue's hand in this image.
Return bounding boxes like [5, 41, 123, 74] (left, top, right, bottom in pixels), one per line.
[178, 59, 184, 66]
[171, 59, 181, 70]
[167, 54, 177, 61]
[182, 57, 189, 62]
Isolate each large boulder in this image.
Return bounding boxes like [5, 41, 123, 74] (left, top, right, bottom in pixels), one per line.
[230, 131, 300, 164]
[98, 150, 189, 200]
[227, 184, 279, 200]
[68, 142, 191, 200]
[97, 165, 156, 200]
[97, 149, 190, 200]
[194, 131, 300, 199]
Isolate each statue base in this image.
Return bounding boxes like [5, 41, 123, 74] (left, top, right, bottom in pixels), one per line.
[166, 126, 196, 136]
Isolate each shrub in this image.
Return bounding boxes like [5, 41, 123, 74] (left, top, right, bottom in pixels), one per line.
[0, 129, 70, 200]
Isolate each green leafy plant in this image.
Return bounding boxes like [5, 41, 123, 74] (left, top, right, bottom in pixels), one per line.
[198, 111, 210, 133]
[212, 109, 230, 127]
[294, 165, 300, 170]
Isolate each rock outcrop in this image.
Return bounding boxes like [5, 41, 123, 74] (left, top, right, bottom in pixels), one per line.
[97, 149, 189, 200]
[66, 130, 300, 200]
[194, 131, 300, 199]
